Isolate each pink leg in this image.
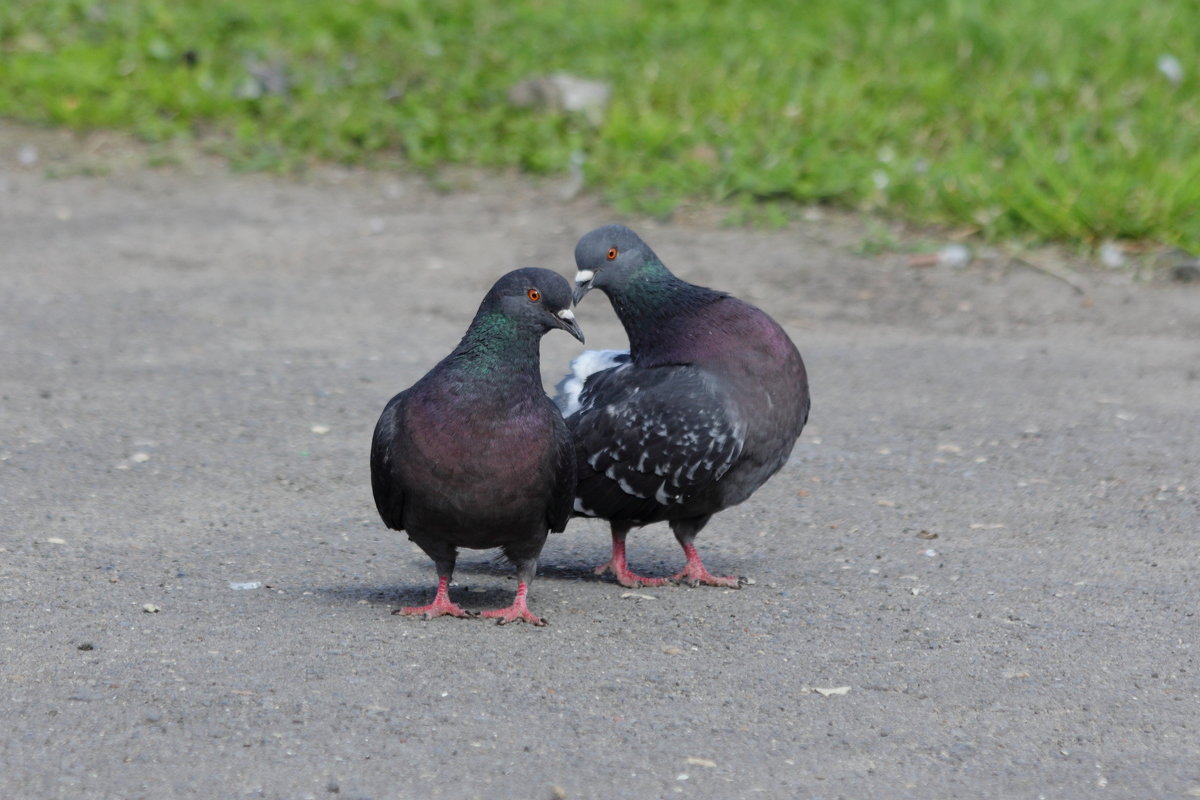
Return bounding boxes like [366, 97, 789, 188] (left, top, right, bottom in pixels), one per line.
[480, 581, 546, 626]
[393, 576, 474, 619]
[594, 530, 668, 588]
[671, 542, 742, 588]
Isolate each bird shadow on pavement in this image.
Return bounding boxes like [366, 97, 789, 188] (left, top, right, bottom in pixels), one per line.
[452, 557, 683, 586]
[311, 583, 554, 614]
[310, 584, 430, 608]
[308, 556, 634, 609]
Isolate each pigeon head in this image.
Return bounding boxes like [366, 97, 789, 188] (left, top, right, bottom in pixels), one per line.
[480, 267, 585, 343]
[572, 224, 668, 305]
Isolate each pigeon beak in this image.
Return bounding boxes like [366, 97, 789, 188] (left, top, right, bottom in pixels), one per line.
[554, 308, 585, 344]
[572, 269, 594, 305]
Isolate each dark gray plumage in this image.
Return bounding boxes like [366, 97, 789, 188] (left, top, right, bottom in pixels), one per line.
[557, 225, 809, 588]
[371, 268, 584, 624]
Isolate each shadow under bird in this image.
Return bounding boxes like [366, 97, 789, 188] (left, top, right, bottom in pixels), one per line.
[556, 225, 810, 588]
[371, 268, 584, 625]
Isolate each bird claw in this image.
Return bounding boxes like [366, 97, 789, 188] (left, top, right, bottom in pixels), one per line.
[594, 560, 668, 588]
[670, 566, 744, 589]
[393, 601, 476, 619]
[480, 607, 547, 626]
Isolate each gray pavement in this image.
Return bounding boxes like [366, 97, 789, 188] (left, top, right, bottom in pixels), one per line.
[2, 125, 1198, 799]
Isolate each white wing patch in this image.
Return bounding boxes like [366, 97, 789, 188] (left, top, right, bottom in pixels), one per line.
[553, 349, 631, 416]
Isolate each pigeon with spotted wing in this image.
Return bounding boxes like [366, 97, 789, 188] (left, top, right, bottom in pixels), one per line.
[372, 268, 584, 625]
[557, 225, 809, 588]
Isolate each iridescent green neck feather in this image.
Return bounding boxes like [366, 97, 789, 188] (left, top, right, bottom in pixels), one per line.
[448, 311, 541, 381]
[607, 259, 725, 359]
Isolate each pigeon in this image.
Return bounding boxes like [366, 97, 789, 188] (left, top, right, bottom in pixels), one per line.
[371, 268, 584, 625]
[557, 225, 809, 588]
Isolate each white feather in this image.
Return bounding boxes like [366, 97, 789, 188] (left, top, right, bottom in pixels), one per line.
[617, 477, 646, 498]
[553, 349, 630, 416]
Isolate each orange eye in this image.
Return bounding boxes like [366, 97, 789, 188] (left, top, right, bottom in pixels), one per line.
[527, 288, 541, 302]
[606, 247, 618, 260]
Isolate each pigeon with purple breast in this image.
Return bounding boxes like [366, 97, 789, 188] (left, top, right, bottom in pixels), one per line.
[556, 225, 809, 588]
[371, 268, 584, 625]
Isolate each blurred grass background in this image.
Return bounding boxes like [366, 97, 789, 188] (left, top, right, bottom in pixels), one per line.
[1, 0, 1197, 250]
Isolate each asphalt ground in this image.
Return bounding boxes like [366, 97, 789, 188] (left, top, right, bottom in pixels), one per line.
[2, 125, 1198, 799]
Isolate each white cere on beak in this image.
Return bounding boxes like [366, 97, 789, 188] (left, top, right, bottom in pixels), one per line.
[556, 308, 575, 320]
[574, 270, 594, 284]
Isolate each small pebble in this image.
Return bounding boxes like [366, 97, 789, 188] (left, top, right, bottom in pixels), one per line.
[938, 244, 971, 269]
[1158, 54, 1184, 86]
[1098, 241, 1125, 269]
[142, 603, 161, 613]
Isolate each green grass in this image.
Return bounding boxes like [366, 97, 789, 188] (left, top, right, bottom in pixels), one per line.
[2, 0, 1198, 250]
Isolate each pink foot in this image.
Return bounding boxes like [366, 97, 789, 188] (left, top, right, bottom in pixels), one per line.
[594, 559, 668, 588]
[393, 577, 475, 619]
[671, 543, 743, 588]
[479, 582, 546, 626]
[594, 534, 668, 588]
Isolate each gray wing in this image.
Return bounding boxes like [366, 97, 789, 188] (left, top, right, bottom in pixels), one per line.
[546, 403, 577, 533]
[370, 390, 408, 531]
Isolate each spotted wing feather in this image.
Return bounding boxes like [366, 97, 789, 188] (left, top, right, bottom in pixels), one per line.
[567, 364, 745, 521]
